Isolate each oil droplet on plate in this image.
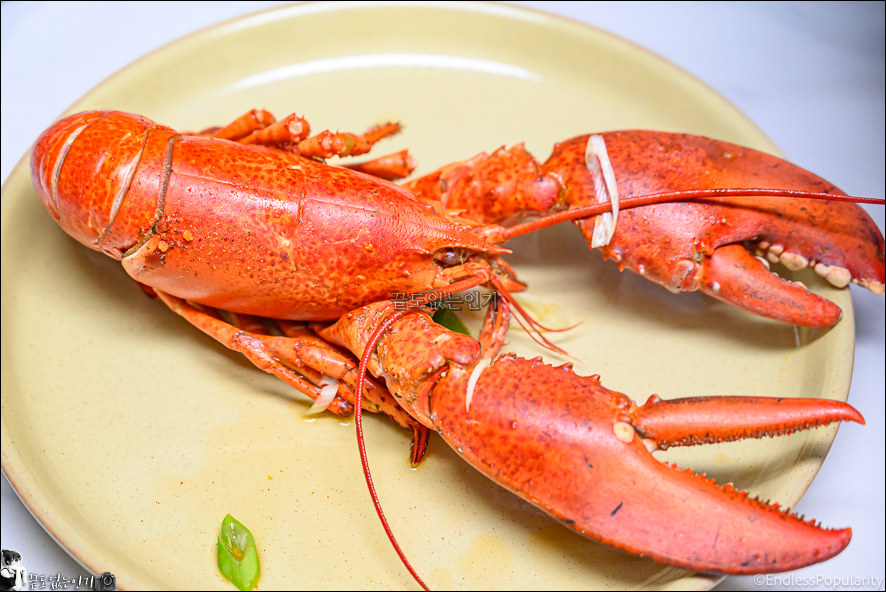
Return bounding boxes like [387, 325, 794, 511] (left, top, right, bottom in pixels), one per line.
[454, 532, 515, 587]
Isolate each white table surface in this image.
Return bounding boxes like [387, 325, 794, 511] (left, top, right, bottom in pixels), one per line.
[2, 2, 883, 590]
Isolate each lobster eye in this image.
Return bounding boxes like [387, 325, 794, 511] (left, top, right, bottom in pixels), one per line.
[434, 247, 466, 267]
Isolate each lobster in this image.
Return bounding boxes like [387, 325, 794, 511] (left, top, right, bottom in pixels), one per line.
[30, 108, 884, 585]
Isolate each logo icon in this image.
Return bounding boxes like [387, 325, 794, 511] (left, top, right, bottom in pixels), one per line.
[0, 549, 26, 592]
[93, 571, 116, 591]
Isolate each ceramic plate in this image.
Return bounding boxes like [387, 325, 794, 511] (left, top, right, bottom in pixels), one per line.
[1, 3, 855, 590]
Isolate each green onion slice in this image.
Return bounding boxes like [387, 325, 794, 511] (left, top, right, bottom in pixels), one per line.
[217, 514, 260, 591]
[432, 307, 471, 336]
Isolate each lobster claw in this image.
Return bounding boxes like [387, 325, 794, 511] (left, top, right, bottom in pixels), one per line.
[408, 132, 884, 327]
[321, 301, 865, 574]
[435, 358, 862, 573]
[542, 132, 885, 327]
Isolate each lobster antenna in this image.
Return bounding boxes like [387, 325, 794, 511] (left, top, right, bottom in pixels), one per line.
[490, 276, 573, 356]
[354, 270, 493, 592]
[498, 189, 885, 241]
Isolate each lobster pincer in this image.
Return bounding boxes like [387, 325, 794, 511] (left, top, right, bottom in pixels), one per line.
[406, 131, 885, 327]
[320, 298, 864, 574]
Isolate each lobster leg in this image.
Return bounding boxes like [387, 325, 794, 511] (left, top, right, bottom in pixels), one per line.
[225, 109, 404, 160]
[155, 291, 430, 464]
[219, 108, 413, 176]
[156, 291, 349, 414]
[197, 109, 276, 141]
[343, 150, 417, 181]
[274, 319, 430, 464]
[298, 122, 402, 159]
[321, 299, 865, 574]
[228, 313, 352, 398]
[238, 113, 311, 149]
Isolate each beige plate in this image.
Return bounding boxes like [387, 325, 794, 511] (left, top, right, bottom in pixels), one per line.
[1, 2, 855, 590]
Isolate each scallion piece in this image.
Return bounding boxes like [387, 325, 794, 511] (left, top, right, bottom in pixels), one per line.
[217, 514, 260, 591]
[432, 307, 471, 336]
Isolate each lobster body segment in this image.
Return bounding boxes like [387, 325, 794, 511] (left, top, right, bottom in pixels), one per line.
[32, 111, 496, 320]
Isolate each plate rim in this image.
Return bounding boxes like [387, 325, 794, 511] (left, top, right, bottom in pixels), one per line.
[0, 2, 855, 590]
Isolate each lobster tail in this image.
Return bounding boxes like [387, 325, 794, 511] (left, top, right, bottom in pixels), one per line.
[31, 110, 104, 222]
[31, 111, 179, 258]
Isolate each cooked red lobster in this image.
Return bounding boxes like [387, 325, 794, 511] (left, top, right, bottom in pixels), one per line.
[30, 109, 884, 582]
